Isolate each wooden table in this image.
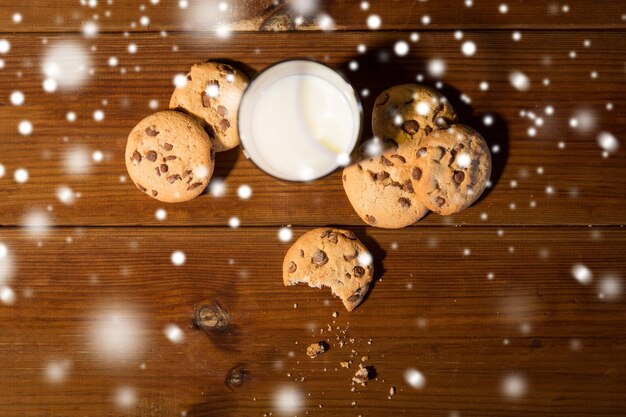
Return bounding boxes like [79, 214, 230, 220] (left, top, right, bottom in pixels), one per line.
[0, 1, 625, 416]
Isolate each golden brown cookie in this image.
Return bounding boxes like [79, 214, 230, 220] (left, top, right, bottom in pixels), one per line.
[125, 111, 214, 203]
[372, 84, 457, 143]
[283, 228, 374, 312]
[342, 138, 429, 228]
[412, 124, 491, 215]
[169, 61, 249, 152]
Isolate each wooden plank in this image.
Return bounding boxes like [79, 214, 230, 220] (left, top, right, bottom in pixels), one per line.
[1, 0, 626, 33]
[0, 31, 624, 226]
[0, 227, 624, 416]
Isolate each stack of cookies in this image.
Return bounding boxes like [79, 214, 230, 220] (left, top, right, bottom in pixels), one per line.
[125, 61, 249, 203]
[343, 84, 492, 228]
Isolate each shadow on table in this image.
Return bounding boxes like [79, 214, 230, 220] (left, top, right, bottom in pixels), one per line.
[338, 41, 509, 200]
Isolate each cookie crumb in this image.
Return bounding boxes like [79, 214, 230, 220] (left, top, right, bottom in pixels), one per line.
[361, 355, 369, 362]
[340, 361, 352, 368]
[332, 311, 338, 318]
[389, 386, 396, 398]
[306, 342, 327, 358]
[352, 364, 370, 386]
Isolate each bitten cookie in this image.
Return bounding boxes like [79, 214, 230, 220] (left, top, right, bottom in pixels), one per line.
[169, 61, 249, 152]
[125, 110, 214, 203]
[342, 138, 429, 228]
[411, 124, 491, 215]
[372, 84, 457, 143]
[283, 228, 374, 312]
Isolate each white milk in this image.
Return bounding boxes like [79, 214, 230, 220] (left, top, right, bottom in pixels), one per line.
[238, 61, 361, 181]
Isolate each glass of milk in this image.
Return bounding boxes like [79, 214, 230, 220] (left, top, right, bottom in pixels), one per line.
[238, 60, 362, 181]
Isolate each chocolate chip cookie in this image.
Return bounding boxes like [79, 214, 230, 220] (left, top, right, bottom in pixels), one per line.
[169, 61, 249, 152]
[411, 124, 491, 215]
[342, 138, 429, 228]
[283, 228, 374, 312]
[372, 84, 457, 143]
[125, 110, 214, 203]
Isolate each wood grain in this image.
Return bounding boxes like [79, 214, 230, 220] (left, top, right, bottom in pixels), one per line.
[1, 0, 626, 33]
[0, 227, 624, 416]
[0, 31, 624, 226]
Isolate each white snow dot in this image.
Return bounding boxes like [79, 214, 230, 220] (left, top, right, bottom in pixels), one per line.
[455, 153, 471, 168]
[218, 1, 228, 12]
[499, 4, 508, 13]
[0, 164, 4, 178]
[0, 39, 10, 54]
[546, 185, 554, 194]
[10, 91, 24, 106]
[216, 24, 230, 38]
[149, 99, 158, 109]
[173, 73, 187, 88]
[427, 58, 446, 77]
[82, 21, 99, 37]
[502, 374, 527, 399]
[545, 106, 554, 115]
[461, 41, 476, 56]
[209, 178, 227, 197]
[454, 30, 463, 40]
[479, 81, 489, 91]
[527, 127, 537, 137]
[357, 44, 366, 54]
[360, 1, 369, 10]
[237, 184, 252, 200]
[229, 217, 240, 228]
[0, 286, 15, 305]
[421, 15, 430, 25]
[512, 31, 521, 41]
[128, 43, 137, 54]
[18, 120, 33, 136]
[12, 13, 22, 24]
[509, 71, 530, 91]
[45, 360, 70, 383]
[66, 111, 77, 122]
[569, 118, 579, 128]
[164, 324, 184, 343]
[14, 168, 29, 183]
[483, 115, 493, 126]
[348, 60, 358, 71]
[179, 0, 188, 8]
[93, 110, 104, 122]
[108, 56, 118, 67]
[273, 386, 303, 414]
[597, 132, 619, 153]
[278, 227, 293, 243]
[43, 78, 58, 92]
[115, 386, 136, 408]
[394, 41, 409, 56]
[571, 263, 592, 284]
[139, 16, 150, 26]
[598, 275, 622, 301]
[205, 83, 220, 98]
[404, 368, 426, 389]
[465, 0, 473, 6]
[171, 251, 186, 266]
[366, 14, 381, 30]
[92, 150, 104, 162]
[56, 186, 76, 205]
[410, 32, 419, 42]
[357, 251, 372, 267]
[336, 152, 351, 166]
[416, 101, 431, 116]
[155, 208, 167, 221]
